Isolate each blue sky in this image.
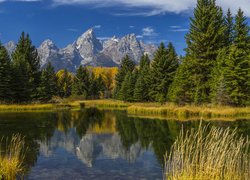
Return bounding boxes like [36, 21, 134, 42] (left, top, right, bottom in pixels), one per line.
[0, 0, 249, 55]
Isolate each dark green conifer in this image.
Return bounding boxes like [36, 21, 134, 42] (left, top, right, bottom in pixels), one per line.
[149, 42, 178, 103]
[0, 43, 12, 102]
[169, 0, 226, 104]
[114, 55, 135, 99]
[37, 62, 58, 102]
[11, 32, 41, 102]
[72, 65, 91, 98]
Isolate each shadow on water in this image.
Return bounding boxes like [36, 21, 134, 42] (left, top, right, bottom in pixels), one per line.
[0, 108, 249, 179]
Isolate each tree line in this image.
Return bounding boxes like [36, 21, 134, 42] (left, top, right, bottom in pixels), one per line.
[0, 0, 249, 106]
[114, 0, 250, 106]
[0, 32, 110, 103]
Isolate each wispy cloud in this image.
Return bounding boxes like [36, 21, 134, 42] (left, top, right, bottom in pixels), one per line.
[93, 25, 102, 29]
[1, 0, 249, 17]
[0, 0, 41, 2]
[98, 36, 111, 40]
[169, 26, 181, 29]
[142, 27, 157, 37]
[129, 25, 135, 28]
[169, 26, 189, 32]
[50, 0, 250, 17]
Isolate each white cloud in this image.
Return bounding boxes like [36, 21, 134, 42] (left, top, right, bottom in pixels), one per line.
[1, 0, 249, 17]
[169, 26, 189, 32]
[142, 27, 157, 37]
[50, 0, 250, 17]
[169, 26, 181, 29]
[129, 25, 135, 28]
[98, 37, 111, 40]
[170, 29, 189, 32]
[93, 25, 101, 29]
[0, 0, 41, 2]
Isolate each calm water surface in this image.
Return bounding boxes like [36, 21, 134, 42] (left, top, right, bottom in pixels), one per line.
[0, 108, 249, 180]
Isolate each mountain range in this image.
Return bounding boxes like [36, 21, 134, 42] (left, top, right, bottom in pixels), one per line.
[5, 29, 157, 72]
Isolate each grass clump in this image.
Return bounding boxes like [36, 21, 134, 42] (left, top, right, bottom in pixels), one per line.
[0, 134, 26, 180]
[164, 122, 250, 180]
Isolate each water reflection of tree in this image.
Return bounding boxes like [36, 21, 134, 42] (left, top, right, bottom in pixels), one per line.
[73, 108, 104, 137]
[0, 112, 57, 174]
[114, 111, 181, 166]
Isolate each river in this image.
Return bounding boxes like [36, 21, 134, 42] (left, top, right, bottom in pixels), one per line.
[0, 108, 249, 180]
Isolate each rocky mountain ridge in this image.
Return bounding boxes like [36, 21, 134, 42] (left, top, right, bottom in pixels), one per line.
[5, 29, 157, 71]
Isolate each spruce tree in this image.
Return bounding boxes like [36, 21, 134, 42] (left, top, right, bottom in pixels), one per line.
[11, 32, 41, 102]
[119, 69, 138, 102]
[170, 0, 226, 104]
[133, 54, 151, 102]
[149, 42, 178, 103]
[37, 62, 58, 102]
[114, 55, 135, 99]
[72, 65, 91, 98]
[222, 9, 250, 105]
[0, 43, 12, 102]
[225, 9, 234, 46]
[133, 75, 144, 102]
[233, 8, 250, 49]
[210, 48, 230, 104]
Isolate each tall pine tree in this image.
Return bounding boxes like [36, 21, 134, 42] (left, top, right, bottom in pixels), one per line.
[134, 54, 151, 102]
[114, 55, 135, 99]
[222, 9, 250, 105]
[37, 62, 58, 102]
[169, 0, 226, 104]
[0, 43, 12, 102]
[11, 32, 41, 102]
[149, 42, 178, 103]
[119, 69, 138, 102]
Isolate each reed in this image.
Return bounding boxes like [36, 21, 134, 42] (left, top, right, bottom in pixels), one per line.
[0, 134, 26, 180]
[164, 122, 250, 180]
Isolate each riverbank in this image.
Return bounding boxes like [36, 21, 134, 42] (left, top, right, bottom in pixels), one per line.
[81, 100, 250, 120]
[0, 100, 249, 120]
[0, 102, 80, 112]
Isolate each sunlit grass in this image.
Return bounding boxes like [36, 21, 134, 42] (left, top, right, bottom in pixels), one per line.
[81, 99, 128, 108]
[0, 100, 249, 119]
[127, 104, 250, 119]
[0, 134, 26, 180]
[0, 102, 80, 112]
[164, 122, 250, 180]
[0, 104, 54, 112]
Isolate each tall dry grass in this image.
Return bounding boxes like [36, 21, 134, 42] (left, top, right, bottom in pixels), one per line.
[0, 134, 26, 180]
[164, 122, 250, 180]
[127, 104, 250, 119]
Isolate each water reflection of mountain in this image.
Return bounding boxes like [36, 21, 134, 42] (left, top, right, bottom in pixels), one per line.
[1, 108, 249, 176]
[38, 128, 146, 168]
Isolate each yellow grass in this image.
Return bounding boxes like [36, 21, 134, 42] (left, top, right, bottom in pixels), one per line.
[0, 100, 249, 120]
[80, 99, 128, 108]
[164, 122, 250, 180]
[81, 100, 250, 119]
[0, 102, 81, 112]
[0, 134, 26, 180]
